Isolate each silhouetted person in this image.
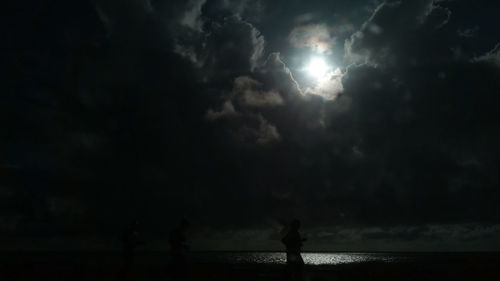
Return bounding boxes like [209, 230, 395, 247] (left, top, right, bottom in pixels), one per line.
[121, 220, 142, 280]
[123, 220, 141, 266]
[282, 219, 306, 281]
[169, 218, 190, 280]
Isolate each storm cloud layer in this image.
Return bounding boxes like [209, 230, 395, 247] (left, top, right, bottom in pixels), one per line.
[3, 0, 500, 250]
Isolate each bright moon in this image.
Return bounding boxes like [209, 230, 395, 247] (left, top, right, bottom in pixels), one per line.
[307, 57, 328, 79]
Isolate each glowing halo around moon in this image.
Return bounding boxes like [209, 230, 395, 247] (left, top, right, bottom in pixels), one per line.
[306, 57, 329, 80]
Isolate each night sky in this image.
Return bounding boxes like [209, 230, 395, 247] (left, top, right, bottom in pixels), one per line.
[3, 0, 500, 251]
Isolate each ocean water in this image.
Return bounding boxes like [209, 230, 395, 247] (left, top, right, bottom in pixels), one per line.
[6, 252, 499, 281]
[6, 251, 408, 265]
[8, 251, 492, 266]
[187, 252, 409, 265]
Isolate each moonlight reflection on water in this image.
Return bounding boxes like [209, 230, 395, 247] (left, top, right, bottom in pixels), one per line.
[204, 252, 404, 265]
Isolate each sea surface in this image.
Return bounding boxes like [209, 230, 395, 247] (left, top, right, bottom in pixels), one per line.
[4, 251, 499, 281]
[188, 252, 409, 265]
[7, 251, 489, 266]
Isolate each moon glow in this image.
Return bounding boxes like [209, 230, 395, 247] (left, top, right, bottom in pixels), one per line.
[306, 57, 329, 80]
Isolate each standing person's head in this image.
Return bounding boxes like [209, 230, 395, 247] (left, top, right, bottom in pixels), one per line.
[290, 219, 301, 230]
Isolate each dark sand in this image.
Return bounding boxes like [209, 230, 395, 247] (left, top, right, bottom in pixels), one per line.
[2, 252, 499, 281]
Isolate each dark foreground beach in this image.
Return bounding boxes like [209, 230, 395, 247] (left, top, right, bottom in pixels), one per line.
[2, 252, 499, 281]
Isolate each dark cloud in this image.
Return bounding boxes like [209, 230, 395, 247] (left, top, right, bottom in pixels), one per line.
[3, 0, 500, 250]
[233, 76, 284, 108]
[476, 43, 500, 66]
[323, 0, 500, 228]
[345, 0, 452, 67]
[197, 15, 265, 74]
[457, 25, 479, 38]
